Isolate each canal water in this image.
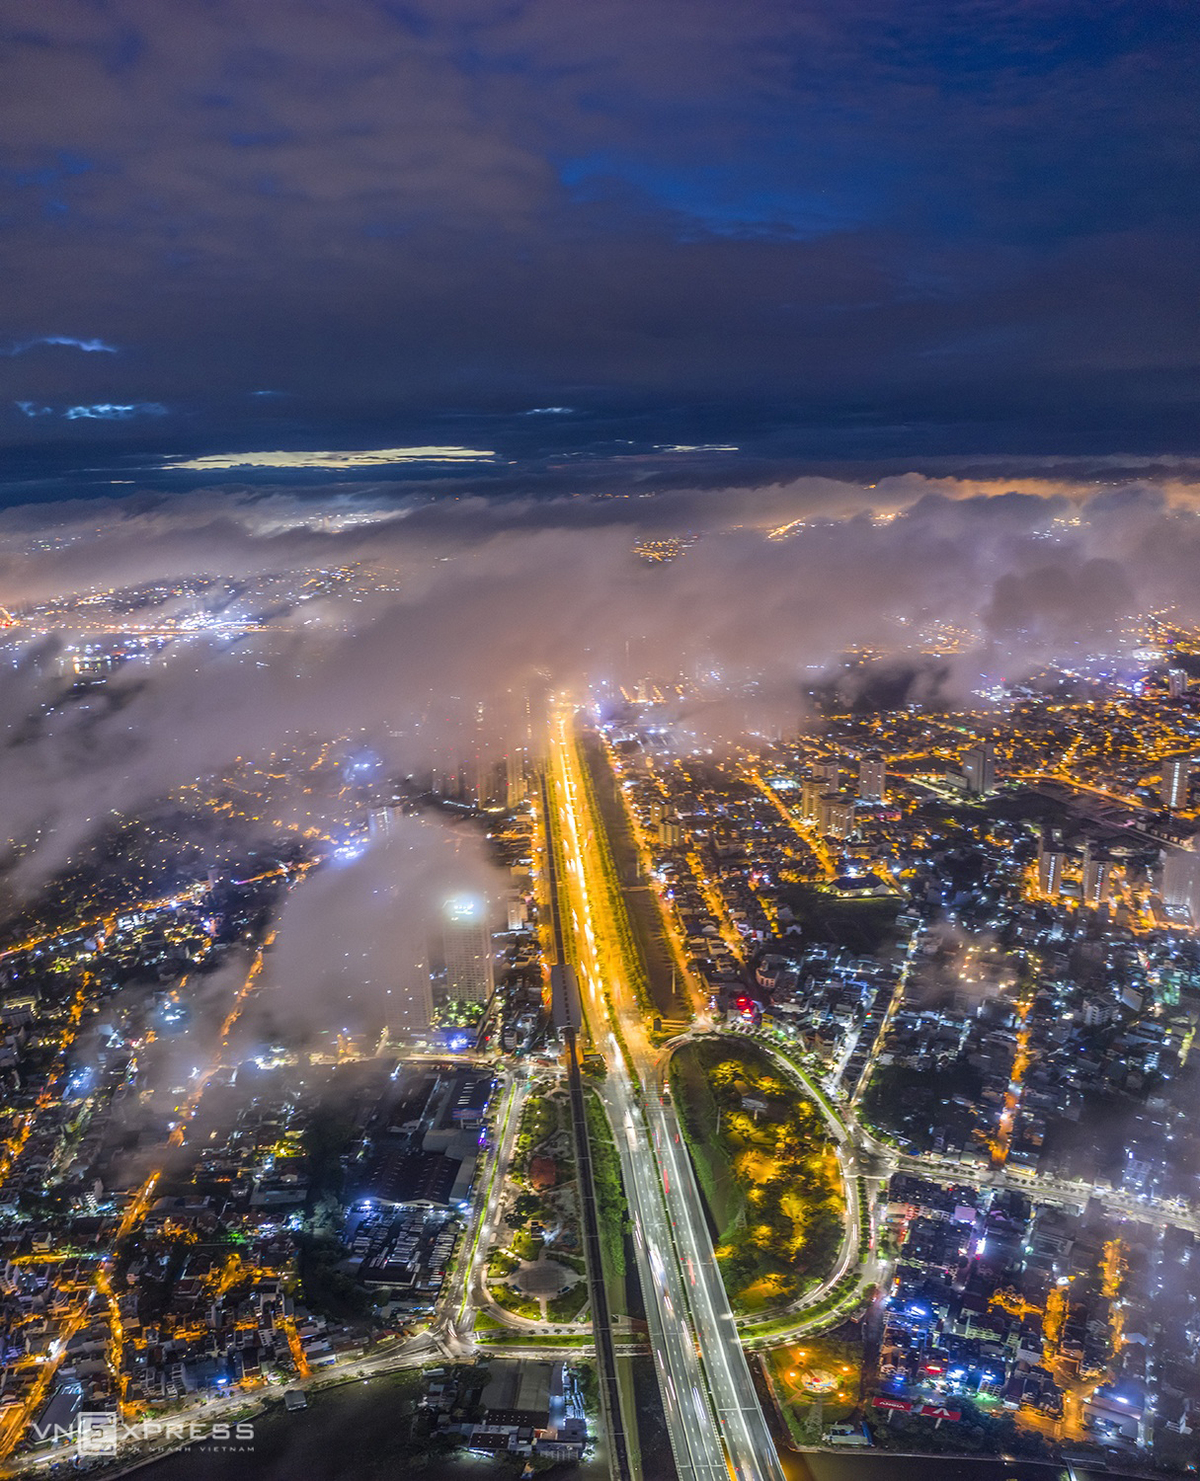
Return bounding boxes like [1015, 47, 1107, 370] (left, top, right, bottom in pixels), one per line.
[118, 1371, 1148, 1481]
[127, 1371, 608, 1481]
[800, 1452, 1141, 1481]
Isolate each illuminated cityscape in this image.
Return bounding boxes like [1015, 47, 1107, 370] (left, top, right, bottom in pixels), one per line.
[4, 3, 1200, 1481]
[0, 525, 1196, 1477]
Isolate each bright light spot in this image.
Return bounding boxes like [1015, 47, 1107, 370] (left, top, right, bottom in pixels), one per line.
[167, 445, 496, 470]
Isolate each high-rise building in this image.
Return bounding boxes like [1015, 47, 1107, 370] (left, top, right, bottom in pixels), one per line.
[962, 742, 996, 796]
[1038, 848, 1063, 897]
[818, 758, 841, 788]
[800, 777, 824, 825]
[1163, 843, 1200, 922]
[397, 952, 434, 1037]
[658, 817, 684, 848]
[505, 745, 527, 807]
[506, 891, 528, 931]
[1081, 840, 1111, 908]
[1162, 754, 1193, 811]
[368, 805, 397, 838]
[442, 896, 494, 1004]
[376, 952, 433, 1041]
[1038, 827, 1065, 897]
[818, 792, 855, 839]
[858, 753, 886, 804]
[1168, 667, 1189, 699]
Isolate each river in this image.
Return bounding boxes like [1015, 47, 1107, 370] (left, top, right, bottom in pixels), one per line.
[798, 1449, 1145, 1481]
[123, 1371, 608, 1481]
[115, 1370, 1149, 1481]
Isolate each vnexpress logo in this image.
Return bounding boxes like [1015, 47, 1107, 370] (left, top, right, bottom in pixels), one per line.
[77, 1412, 118, 1457]
[31, 1412, 257, 1459]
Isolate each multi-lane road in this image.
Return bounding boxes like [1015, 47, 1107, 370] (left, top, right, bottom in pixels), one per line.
[599, 1058, 733, 1481]
[540, 766, 634, 1481]
[546, 706, 787, 1481]
[545, 724, 730, 1480]
[895, 1151, 1200, 1237]
[466, 714, 1200, 1480]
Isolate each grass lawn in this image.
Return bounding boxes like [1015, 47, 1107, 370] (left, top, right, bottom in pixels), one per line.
[546, 1286, 590, 1323]
[490, 1284, 542, 1321]
[580, 733, 686, 1018]
[775, 881, 901, 956]
[766, 1326, 863, 1443]
[670, 1038, 843, 1313]
[669, 1047, 743, 1236]
[584, 1090, 628, 1287]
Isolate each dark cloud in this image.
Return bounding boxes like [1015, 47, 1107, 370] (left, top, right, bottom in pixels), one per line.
[810, 657, 956, 717]
[983, 557, 1135, 650]
[0, 0, 1197, 492]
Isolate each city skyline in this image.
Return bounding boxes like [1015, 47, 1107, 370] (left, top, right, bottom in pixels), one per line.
[3, 3, 1200, 1479]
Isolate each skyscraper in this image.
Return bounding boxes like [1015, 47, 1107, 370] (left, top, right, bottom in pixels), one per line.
[1081, 840, 1111, 908]
[505, 745, 527, 807]
[1038, 827, 1064, 897]
[368, 805, 397, 838]
[442, 896, 494, 1003]
[392, 952, 433, 1038]
[1168, 667, 1189, 699]
[962, 742, 996, 796]
[1163, 843, 1200, 923]
[658, 816, 683, 847]
[1162, 754, 1193, 812]
[858, 753, 886, 804]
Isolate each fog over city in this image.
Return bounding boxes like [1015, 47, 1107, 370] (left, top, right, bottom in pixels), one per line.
[6, 2, 1200, 1471]
[266, 819, 506, 1036]
[0, 468, 1193, 1054]
[1, 470, 1200, 890]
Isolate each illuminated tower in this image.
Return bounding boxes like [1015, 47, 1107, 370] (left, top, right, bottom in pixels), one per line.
[1037, 828, 1065, 897]
[800, 777, 824, 824]
[1081, 840, 1111, 908]
[472, 701, 488, 806]
[1163, 843, 1200, 922]
[1168, 667, 1188, 699]
[1162, 754, 1192, 812]
[387, 951, 433, 1038]
[962, 742, 996, 796]
[818, 757, 840, 788]
[368, 806, 397, 838]
[505, 745, 527, 807]
[442, 897, 494, 1003]
[858, 753, 886, 804]
[818, 793, 855, 839]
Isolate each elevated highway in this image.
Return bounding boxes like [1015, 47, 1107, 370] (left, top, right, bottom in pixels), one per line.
[545, 708, 787, 1481]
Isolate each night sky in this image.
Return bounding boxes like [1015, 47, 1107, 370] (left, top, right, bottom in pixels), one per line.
[3, 1, 1199, 500]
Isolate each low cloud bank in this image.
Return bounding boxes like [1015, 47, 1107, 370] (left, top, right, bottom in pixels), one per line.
[0, 471, 1197, 891]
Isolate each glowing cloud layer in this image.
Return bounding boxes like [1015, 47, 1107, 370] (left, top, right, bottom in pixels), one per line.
[167, 446, 496, 470]
[65, 402, 167, 420]
[2, 335, 118, 356]
[0, 472, 1198, 894]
